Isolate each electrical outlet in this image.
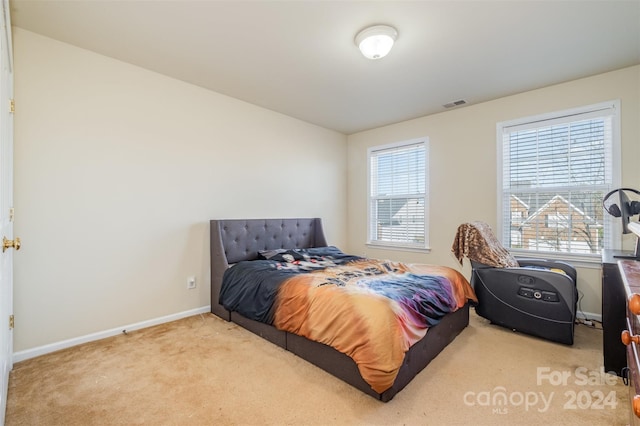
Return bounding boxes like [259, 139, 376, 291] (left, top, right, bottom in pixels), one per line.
[187, 276, 196, 289]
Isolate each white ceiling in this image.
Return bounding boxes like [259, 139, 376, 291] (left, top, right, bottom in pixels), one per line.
[9, 0, 640, 134]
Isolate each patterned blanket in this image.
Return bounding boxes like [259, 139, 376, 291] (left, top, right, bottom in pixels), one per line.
[220, 247, 476, 393]
[451, 221, 519, 267]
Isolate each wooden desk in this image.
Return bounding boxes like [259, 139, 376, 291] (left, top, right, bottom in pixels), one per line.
[619, 259, 640, 424]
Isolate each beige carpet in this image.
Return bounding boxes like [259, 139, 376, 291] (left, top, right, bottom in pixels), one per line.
[5, 311, 630, 425]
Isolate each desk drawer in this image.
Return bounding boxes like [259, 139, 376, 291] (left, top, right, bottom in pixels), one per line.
[626, 318, 640, 425]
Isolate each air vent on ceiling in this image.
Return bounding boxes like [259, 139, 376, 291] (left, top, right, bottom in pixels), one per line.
[443, 99, 467, 108]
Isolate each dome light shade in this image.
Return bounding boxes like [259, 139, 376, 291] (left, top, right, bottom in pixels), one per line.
[355, 25, 398, 60]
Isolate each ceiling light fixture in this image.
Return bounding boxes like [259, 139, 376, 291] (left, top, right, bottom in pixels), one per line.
[354, 25, 398, 60]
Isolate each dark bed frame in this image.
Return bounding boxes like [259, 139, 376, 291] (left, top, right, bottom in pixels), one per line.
[210, 218, 470, 402]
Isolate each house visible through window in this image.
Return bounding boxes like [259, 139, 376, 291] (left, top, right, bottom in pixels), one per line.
[498, 101, 619, 259]
[368, 138, 428, 250]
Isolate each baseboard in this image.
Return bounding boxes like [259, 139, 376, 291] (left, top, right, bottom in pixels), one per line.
[576, 311, 602, 323]
[13, 306, 211, 363]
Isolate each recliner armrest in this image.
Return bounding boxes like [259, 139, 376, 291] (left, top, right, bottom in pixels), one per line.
[515, 257, 577, 284]
[473, 266, 577, 312]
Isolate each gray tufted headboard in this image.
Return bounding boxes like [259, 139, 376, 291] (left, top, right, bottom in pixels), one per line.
[209, 218, 328, 319]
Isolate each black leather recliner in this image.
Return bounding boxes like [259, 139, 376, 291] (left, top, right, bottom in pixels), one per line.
[471, 257, 577, 345]
[453, 222, 578, 345]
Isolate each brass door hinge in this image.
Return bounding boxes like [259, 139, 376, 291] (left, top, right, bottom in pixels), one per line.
[9, 99, 14, 113]
[9, 315, 13, 329]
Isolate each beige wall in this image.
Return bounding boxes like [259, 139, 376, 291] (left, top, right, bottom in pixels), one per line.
[12, 29, 348, 352]
[13, 26, 640, 352]
[347, 65, 640, 317]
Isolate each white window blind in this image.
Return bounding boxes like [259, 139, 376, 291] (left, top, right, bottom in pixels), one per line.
[368, 139, 428, 249]
[498, 101, 618, 258]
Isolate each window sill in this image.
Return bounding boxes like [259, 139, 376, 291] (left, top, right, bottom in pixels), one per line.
[366, 242, 431, 254]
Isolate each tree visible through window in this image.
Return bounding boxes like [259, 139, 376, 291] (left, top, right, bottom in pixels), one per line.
[368, 139, 428, 249]
[498, 101, 619, 258]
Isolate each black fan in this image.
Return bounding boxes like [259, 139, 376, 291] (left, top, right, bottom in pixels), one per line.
[603, 188, 640, 259]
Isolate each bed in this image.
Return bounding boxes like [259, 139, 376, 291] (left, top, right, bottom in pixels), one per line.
[210, 218, 476, 402]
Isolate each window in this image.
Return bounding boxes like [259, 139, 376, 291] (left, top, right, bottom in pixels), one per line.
[498, 101, 619, 259]
[368, 138, 428, 250]
[511, 211, 523, 225]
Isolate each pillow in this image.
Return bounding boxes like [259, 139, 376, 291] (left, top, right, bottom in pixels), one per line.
[257, 249, 304, 262]
[303, 246, 348, 258]
[257, 248, 285, 260]
[258, 246, 355, 263]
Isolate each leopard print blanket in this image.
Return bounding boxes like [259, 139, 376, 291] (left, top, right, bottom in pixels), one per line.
[451, 221, 519, 268]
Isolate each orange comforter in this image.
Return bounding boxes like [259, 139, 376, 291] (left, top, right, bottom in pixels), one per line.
[273, 259, 476, 393]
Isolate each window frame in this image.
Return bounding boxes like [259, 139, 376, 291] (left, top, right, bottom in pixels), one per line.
[496, 100, 621, 264]
[367, 137, 430, 252]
